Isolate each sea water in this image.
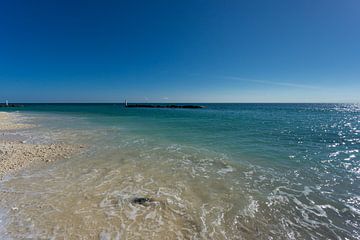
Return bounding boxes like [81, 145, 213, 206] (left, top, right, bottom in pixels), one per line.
[0, 103, 359, 239]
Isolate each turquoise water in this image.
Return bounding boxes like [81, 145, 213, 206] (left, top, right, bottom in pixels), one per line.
[1, 103, 359, 239]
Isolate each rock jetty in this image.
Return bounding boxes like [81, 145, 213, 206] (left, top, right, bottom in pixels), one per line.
[126, 104, 204, 109]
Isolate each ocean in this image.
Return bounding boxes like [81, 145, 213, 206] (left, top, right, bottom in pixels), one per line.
[0, 103, 359, 239]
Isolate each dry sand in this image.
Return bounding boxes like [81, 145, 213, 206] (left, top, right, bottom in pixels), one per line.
[0, 112, 81, 179]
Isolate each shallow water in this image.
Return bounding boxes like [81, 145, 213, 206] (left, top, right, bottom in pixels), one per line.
[0, 103, 359, 239]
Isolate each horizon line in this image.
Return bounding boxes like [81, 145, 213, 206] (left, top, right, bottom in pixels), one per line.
[2, 102, 359, 104]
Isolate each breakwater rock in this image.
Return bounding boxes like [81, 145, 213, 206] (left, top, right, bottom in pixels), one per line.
[126, 104, 204, 109]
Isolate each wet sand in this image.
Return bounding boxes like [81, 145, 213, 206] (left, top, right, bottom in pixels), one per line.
[0, 112, 80, 179]
[0, 112, 34, 131]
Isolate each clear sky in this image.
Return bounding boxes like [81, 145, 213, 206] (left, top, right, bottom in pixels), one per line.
[0, 0, 359, 103]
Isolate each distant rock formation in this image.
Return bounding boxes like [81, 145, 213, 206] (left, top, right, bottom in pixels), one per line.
[125, 104, 204, 109]
[0, 104, 24, 107]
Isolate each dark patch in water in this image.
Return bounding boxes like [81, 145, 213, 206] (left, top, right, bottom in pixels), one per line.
[131, 197, 153, 205]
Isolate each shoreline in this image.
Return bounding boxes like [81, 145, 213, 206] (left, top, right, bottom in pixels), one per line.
[0, 112, 81, 179]
[0, 112, 34, 131]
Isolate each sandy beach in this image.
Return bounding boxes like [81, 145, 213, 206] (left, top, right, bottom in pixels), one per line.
[0, 112, 79, 179]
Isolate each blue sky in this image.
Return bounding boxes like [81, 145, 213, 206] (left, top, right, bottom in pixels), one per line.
[0, 0, 359, 103]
